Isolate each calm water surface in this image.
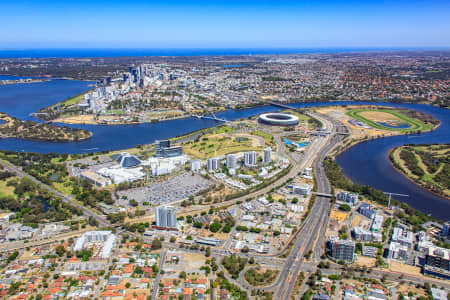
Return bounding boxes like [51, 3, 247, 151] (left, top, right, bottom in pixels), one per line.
[0, 78, 449, 219]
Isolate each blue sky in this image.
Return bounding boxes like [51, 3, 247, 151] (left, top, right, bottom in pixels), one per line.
[1, 0, 449, 48]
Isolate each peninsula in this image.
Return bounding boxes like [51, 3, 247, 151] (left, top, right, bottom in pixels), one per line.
[390, 144, 450, 199]
[0, 112, 92, 142]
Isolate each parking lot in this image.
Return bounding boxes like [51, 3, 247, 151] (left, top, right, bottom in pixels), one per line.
[117, 172, 211, 206]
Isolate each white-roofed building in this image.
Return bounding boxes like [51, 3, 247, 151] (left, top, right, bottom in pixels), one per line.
[392, 227, 414, 248]
[73, 231, 116, 259]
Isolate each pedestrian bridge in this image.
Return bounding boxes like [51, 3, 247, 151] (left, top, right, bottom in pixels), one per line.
[311, 192, 333, 198]
[191, 114, 229, 123]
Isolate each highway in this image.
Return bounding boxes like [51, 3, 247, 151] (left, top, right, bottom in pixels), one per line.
[281, 117, 347, 299]
[274, 114, 342, 299]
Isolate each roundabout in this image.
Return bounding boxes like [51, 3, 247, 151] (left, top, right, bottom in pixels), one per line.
[258, 112, 299, 126]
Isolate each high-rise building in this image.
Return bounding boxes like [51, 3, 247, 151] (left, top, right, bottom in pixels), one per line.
[226, 154, 237, 169]
[207, 158, 220, 171]
[155, 140, 183, 158]
[423, 246, 450, 279]
[263, 147, 272, 164]
[156, 206, 177, 229]
[244, 151, 257, 167]
[326, 238, 355, 262]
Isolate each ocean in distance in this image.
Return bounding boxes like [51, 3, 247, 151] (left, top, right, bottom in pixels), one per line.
[0, 47, 439, 58]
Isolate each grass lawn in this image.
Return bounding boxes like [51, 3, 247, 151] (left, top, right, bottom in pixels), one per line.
[346, 109, 432, 133]
[62, 93, 86, 107]
[283, 110, 311, 122]
[184, 135, 262, 160]
[0, 178, 17, 199]
[213, 125, 235, 135]
[107, 109, 126, 115]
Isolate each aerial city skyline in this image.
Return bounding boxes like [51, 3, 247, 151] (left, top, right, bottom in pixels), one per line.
[0, 1, 449, 300]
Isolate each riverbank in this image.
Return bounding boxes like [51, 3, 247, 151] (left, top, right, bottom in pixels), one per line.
[389, 145, 450, 200]
[37, 90, 270, 125]
[0, 78, 51, 85]
[0, 112, 92, 142]
[317, 105, 441, 158]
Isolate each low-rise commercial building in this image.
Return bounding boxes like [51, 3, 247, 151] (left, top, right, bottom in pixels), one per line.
[371, 215, 383, 232]
[359, 203, 377, 219]
[352, 227, 382, 242]
[190, 159, 202, 172]
[336, 191, 359, 205]
[80, 171, 112, 187]
[391, 227, 413, 248]
[73, 231, 116, 259]
[386, 242, 408, 260]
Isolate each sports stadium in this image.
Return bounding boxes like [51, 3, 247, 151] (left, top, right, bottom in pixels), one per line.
[258, 113, 299, 126]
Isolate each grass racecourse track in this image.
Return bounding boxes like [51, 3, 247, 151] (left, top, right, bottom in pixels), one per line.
[346, 108, 432, 132]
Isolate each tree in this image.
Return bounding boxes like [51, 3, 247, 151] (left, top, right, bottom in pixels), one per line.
[55, 245, 66, 257]
[339, 204, 351, 212]
[7, 251, 19, 263]
[222, 225, 231, 233]
[88, 216, 98, 227]
[152, 263, 158, 274]
[209, 222, 221, 233]
[193, 222, 203, 229]
[151, 238, 162, 250]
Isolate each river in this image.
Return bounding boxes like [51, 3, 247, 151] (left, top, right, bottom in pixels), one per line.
[0, 77, 449, 219]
